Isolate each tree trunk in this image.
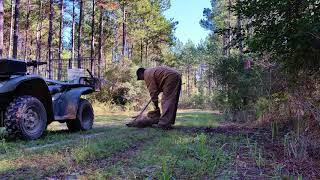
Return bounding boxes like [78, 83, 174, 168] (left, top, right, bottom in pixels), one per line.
[122, 2, 126, 60]
[0, 0, 3, 58]
[208, 75, 212, 95]
[222, 33, 227, 56]
[97, 9, 104, 78]
[23, 0, 30, 60]
[140, 39, 143, 63]
[145, 40, 148, 65]
[237, 1, 243, 58]
[71, 0, 75, 66]
[36, 0, 43, 61]
[208, 66, 212, 95]
[12, 0, 20, 59]
[90, 0, 95, 73]
[77, 0, 83, 68]
[48, 0, 54, 79]
[187, 65, 190, 96]
[58, 0, 64, 80]
[8, 0, 14, 57]
[227, 0, 232, 56]
[130, 44, 133, 59]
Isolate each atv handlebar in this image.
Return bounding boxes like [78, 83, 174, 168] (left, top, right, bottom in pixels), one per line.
[86, 69, 94, 79]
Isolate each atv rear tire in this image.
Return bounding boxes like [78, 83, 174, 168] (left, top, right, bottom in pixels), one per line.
[67, 99, 94, 132]
[4, 96, 47, 140]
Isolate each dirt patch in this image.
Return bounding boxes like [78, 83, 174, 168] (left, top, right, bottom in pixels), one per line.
[0, 152, 67, 179]
[176, 123, 255, 136]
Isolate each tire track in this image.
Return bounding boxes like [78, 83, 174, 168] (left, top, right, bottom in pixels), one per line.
[46, 132, 159, 179]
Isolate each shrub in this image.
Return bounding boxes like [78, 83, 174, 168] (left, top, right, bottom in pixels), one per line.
[92, 64, 150, 111]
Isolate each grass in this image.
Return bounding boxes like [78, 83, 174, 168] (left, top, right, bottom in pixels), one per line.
[175, 111, 222, 127]
[92, 131, 234, 179]
[0, 110, 311, 179]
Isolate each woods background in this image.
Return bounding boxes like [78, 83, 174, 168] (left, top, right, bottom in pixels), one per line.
[0, 0, 319, 126]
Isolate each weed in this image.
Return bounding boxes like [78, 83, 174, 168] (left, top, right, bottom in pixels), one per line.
[249, 142, 258, 158]
[273, 163, 285, 177]
[160, 158, 173, 180]
[246, 134, 251, 147]
[283, 133, 307, 159]
[0, 139, 8, 154]
[72, 138, 91, 163]
[271, 121, 279, 142]
[0, 128, 6, 139]
[256, 149, 264, 169]
[198, 133, 207, 159]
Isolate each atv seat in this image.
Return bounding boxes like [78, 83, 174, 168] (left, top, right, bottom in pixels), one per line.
[46, 79, 94, 95]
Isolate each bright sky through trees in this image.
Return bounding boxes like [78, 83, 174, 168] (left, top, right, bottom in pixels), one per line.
[164, 0, 211, 44]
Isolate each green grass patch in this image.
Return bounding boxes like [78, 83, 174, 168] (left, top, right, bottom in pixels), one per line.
[95, 130, 237, 179]
[175, 111, 222, 127]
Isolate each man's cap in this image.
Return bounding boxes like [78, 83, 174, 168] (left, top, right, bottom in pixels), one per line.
[136, 68, 145, 80]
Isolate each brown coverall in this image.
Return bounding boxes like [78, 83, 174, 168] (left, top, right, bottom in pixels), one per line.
[144, 66, 182, 126]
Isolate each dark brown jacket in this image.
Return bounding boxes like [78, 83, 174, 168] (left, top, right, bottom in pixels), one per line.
[144, 66, 181, 102]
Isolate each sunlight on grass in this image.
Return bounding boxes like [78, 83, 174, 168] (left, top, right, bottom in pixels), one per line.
[175, 111, 222, 127]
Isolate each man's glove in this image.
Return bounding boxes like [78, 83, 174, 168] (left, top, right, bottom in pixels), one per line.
[147, 108, 161, 119]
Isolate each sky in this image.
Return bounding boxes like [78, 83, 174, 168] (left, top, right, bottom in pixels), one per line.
[164, 0, 211, 44]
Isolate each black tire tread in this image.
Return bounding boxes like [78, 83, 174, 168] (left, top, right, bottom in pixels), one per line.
[66, 98, 94, 132]
[4, 96, 47, 140]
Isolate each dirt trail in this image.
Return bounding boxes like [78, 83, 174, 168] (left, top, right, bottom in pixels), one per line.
[46, 134, 158, 179]
[23, 124, 124, 152]
[24, 132, 106, 151]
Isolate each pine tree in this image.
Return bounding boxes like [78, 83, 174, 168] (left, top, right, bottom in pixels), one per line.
[0, 0, 3, 58]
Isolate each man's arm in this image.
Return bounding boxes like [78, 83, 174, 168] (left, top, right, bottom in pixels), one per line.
[147, 82, 160, 109]
[145, 72, 160, 109]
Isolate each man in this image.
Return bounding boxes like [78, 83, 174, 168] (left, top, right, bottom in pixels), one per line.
[136, 66, 182, 129]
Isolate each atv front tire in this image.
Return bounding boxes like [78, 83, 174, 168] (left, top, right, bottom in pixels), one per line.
[4, 96, 47, 140]
[67, 99, 94, 131]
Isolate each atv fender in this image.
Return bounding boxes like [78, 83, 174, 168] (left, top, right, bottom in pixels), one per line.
[0, 75, 54, 122]
[53, 87, 93, 120]
[0, 75, 46, 93]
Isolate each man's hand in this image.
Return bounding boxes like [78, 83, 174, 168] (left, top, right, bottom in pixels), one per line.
[153, 100, 159, 110]
[147, 108, 161, 119]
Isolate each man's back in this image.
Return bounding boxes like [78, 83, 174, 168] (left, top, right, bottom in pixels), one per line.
[144, 66, 180, 91]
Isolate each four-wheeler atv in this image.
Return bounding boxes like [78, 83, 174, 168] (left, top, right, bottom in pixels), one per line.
[0, 59, 100, 140]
